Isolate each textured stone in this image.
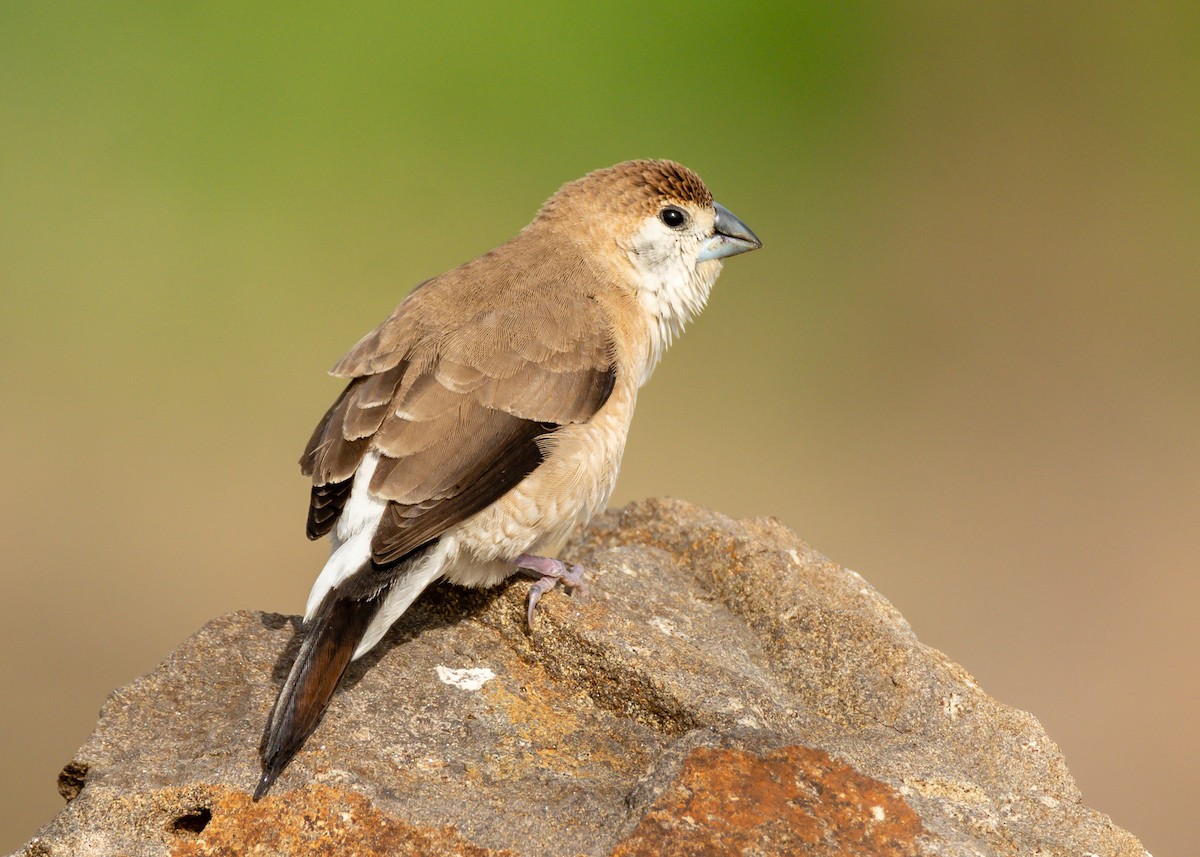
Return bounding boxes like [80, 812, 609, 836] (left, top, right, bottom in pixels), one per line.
[12, 499, 1147, 856]
[611, 742, 924, 856]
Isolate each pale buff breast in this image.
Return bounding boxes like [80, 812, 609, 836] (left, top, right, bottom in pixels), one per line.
[440, 380, 638, 587]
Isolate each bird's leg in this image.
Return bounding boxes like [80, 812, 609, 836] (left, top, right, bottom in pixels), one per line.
[513, 554, 588, 628]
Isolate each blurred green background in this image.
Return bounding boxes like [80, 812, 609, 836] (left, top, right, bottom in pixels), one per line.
[2, 3, 1196, 853]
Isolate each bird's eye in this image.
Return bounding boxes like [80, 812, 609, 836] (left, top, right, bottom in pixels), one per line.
[659, 206, 688, 229]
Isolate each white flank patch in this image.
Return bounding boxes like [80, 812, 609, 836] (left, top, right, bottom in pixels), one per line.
[353, 540, 449, 658]
[304, 450, 387, 620]
[436, 666, 496, 691]
[334, 450, 387, 547]
[303, 450, 455, 659]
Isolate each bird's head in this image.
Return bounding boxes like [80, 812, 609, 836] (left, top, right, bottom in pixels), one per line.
[541, 159, 760, 273]
[537, 159, 761, 368]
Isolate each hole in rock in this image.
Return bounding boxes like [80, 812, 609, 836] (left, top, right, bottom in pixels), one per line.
[57, 761, 89, 801]
[172, 807, 212, 835]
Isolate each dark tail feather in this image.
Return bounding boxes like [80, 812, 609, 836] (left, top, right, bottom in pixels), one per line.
[254, 591, 380, 799]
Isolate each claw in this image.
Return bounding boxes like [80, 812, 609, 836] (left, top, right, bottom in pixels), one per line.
[513, 554, 588, 629]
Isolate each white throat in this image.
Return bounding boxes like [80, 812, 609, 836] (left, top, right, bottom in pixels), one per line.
[627, 227, 723, 385]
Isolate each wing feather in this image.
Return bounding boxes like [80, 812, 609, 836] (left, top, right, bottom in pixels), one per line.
[301, 235, 619, 563]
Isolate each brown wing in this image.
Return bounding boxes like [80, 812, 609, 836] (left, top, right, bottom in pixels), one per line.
[300, 241, 618, 565]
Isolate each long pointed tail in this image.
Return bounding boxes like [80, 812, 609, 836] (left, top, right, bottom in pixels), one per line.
[254, 591, 380, 799]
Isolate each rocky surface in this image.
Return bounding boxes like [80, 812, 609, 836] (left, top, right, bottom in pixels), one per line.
[14, 499, 1146, 856]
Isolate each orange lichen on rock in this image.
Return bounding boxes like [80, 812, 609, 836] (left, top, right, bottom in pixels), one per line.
[168, 783, 512, 857]
[613, 745, 925, 857]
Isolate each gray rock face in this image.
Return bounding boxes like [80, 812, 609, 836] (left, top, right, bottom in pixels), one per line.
[14, 499, 1146, 856]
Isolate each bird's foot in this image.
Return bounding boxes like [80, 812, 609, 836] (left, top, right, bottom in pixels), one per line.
[513, 554, 588, 629]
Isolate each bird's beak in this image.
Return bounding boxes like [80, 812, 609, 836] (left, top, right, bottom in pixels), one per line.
[697, 202, 762, 262]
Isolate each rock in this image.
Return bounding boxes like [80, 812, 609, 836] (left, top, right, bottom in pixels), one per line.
[13, 499, 1146, 856]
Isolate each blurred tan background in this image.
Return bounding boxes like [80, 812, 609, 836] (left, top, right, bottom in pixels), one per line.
[2, 3, 1196, 853]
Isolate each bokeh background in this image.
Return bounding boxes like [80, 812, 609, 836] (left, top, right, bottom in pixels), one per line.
[2, 3, 1196, 853]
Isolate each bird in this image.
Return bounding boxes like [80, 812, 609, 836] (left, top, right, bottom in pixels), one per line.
[254, 159, 761, 799]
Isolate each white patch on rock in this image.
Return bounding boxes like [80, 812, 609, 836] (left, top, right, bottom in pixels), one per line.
[435, 666, 496, 691]
[871, 805, 886, 821]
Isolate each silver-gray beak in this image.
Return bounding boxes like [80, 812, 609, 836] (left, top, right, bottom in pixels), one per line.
[697, 202, 762, 262]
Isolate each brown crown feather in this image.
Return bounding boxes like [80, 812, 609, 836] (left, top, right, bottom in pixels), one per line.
[539, 159, 714, 220]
